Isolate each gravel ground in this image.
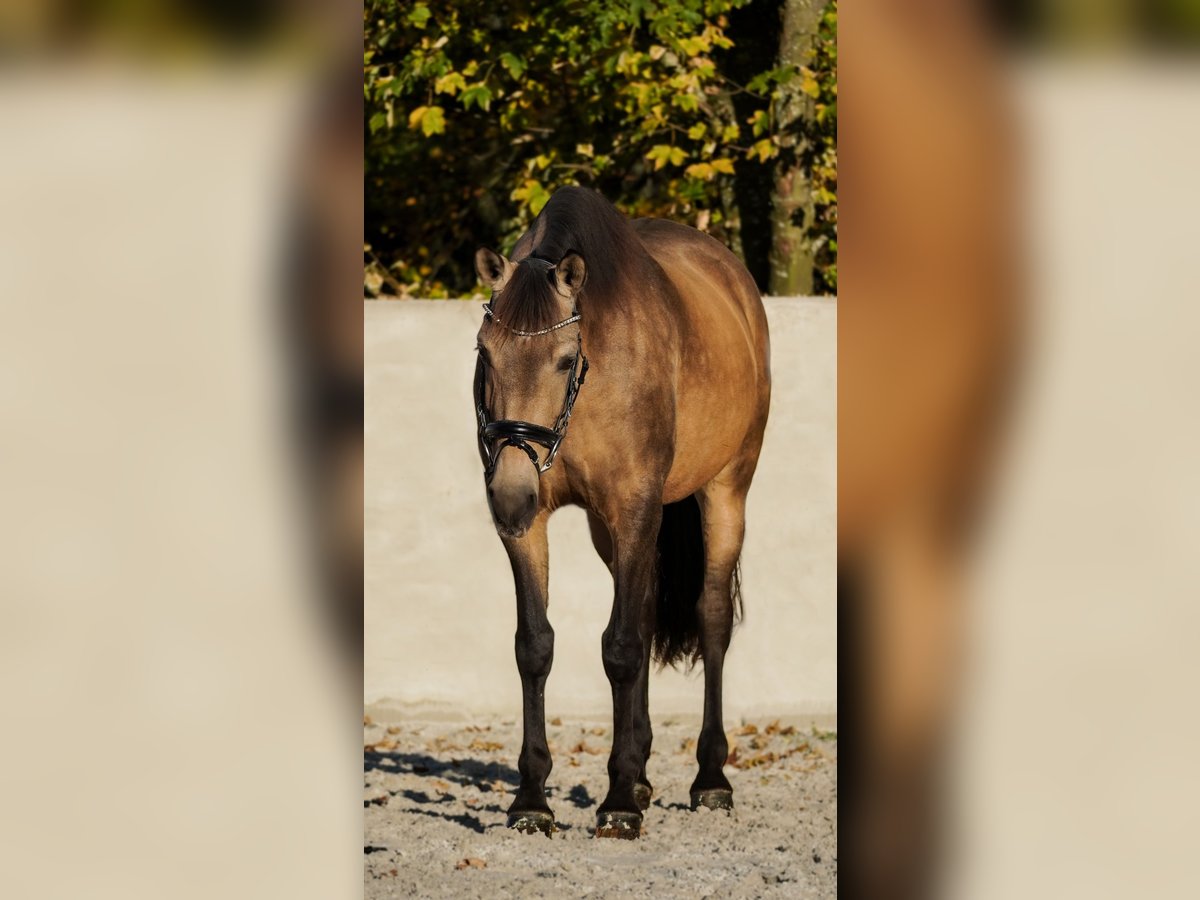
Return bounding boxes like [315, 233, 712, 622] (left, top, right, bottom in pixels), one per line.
[364, 716, 837, 898]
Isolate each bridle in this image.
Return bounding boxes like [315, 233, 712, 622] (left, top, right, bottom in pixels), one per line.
[474, 271, 589, 481]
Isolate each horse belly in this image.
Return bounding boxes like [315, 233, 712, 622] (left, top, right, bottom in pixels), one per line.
[662, 328, 764, 503]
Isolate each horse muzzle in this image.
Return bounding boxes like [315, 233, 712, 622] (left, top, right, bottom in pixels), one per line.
[486, 450, 539, 537]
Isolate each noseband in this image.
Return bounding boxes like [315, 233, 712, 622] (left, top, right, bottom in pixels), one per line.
[474, 294, 589, 481]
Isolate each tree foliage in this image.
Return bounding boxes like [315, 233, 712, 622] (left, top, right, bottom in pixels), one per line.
[365, 0, 836, 297]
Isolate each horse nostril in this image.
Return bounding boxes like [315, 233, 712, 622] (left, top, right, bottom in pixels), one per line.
[487, 487, 495, 498]
[526, 492, 536, 509]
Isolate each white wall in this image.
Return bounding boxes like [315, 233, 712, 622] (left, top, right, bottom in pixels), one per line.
[365, 297, 835, 723]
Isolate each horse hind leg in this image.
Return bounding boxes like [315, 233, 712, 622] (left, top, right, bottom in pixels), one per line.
[689, 479, 747, 812]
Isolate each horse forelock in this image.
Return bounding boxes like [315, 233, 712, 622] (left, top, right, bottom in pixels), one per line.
[490, 258, 563, 339]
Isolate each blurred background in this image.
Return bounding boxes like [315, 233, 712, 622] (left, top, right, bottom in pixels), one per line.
[841, 1, 1200, 898]
[0, 1, 363, 898]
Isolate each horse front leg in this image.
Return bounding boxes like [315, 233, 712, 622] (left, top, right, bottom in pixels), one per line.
[595, 503, 661, 839]
[501, 512, 556, 836]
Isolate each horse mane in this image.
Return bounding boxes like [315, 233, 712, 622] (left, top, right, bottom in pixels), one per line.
[494, 187, 646, 335]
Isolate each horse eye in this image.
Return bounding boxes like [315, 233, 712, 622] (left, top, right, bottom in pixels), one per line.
[556, 355, 576, 372]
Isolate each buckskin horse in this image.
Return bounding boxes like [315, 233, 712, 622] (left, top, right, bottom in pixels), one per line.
[472, 186, 771, 839]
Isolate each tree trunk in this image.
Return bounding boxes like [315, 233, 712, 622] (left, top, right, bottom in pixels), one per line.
[769, 0, 828, 296]
[710, 91, 745, 265]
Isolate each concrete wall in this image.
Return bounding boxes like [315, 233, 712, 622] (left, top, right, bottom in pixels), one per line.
[365, 297, 835, 723]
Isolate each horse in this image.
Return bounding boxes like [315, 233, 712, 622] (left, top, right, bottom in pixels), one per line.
[472, 186, 771, 839]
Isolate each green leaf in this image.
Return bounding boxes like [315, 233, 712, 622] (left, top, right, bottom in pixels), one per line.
[460, 84, 493, 112]
[687, 122, 707, 140]
[422, 106, 445, 136]
[499, 53, 526, 79]
[368, 111, 387, 134]
[406, 4, 431, 29]
[512, 179, 551, 215]
[672, 93, 699, 112]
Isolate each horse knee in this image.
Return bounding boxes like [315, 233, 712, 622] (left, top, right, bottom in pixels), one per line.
[601, 630, 643, 684]
[515, 627, 554, 678]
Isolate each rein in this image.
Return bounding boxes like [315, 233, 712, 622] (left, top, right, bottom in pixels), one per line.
[475, 302, 589, 480]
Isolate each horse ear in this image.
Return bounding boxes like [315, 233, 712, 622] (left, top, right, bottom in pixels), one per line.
[554, 253, 587, 299]
[475, 247, 514, 292]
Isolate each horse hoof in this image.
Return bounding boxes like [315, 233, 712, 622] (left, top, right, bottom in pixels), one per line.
[507, 810, 555, 836]
[690, 789, 734, 811]
[632, 783, 653, 811]
[594, 810, 642, 840]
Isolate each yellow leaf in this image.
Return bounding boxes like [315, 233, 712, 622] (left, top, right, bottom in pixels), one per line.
[434, 72, 465, 95]
[646, 144, 674, 170]
[749, 138, 775, 163]
[711, 158, 735, 175]
[685, 162, 714, 181]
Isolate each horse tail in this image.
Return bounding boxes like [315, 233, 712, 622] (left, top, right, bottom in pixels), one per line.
[652, 495, 708, 669]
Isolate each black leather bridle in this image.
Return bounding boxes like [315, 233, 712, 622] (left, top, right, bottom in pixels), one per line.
[474, 295, 589, 481]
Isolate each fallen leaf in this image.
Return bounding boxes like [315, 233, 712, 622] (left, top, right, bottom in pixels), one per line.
[469, 738, 504, 752]
[456, 857, 487, 870]
[549, 717, 562, 726]
[734, 752, 779, 769]
[386, 725, 402, 735]
[737, 724, 758, 736]
[570, 741, 605, 755]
